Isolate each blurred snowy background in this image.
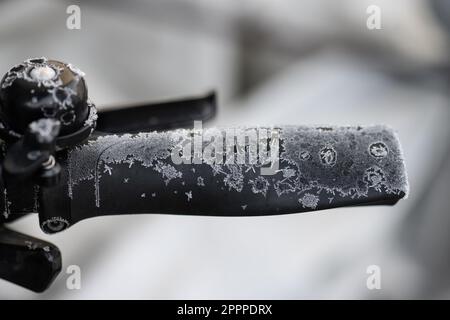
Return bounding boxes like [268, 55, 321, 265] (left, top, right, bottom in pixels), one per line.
[0, 0, 449, 299]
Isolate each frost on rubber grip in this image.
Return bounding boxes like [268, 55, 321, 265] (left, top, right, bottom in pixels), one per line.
[66, 125, 409, 211]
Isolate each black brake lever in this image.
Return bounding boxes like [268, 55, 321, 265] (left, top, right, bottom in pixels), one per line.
[96, 91, 216, 133]
[0, 226, 61, 292]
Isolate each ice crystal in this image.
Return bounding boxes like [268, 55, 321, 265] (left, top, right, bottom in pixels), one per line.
[299, 193, 320, 209]
[369, 142, 389, 159]
[197, 176, 205, 187]
[249, 176, 270, 197]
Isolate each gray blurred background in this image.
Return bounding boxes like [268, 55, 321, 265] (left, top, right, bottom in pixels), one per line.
[0, 0, 449, 299]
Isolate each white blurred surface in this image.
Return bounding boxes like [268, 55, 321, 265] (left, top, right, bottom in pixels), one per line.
[0, 0, 449, 299]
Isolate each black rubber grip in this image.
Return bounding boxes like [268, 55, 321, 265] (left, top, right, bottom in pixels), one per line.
[31, 125, 408, 232]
